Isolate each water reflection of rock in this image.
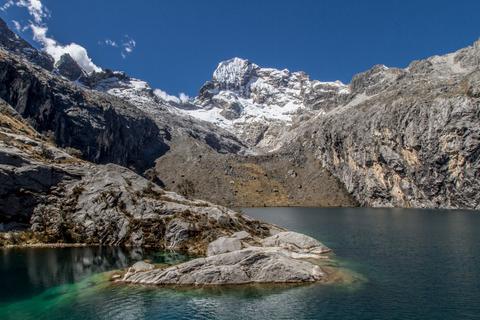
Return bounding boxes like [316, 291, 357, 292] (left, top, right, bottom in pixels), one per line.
[2, 247, 183, 288]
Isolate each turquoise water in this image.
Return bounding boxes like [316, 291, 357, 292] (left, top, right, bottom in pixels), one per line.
[1, 208, 480, 319]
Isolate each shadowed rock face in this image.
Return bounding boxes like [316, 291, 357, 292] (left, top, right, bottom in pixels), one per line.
[0, 49, 170, 173]
[55, 53, 87, 81]
[0, 18, 54, 71]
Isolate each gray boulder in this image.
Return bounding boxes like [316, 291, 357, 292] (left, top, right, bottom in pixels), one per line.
[130, 261, 155, 272]
[262, 231, 331, 254]
[206, 236, 242, 256]
[231, 231, 251, 240]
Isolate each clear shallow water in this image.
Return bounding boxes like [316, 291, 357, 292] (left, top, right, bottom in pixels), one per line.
[1, 207, 480, 320]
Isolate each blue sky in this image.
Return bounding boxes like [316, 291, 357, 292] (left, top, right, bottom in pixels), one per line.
[1, 0, 479, 97]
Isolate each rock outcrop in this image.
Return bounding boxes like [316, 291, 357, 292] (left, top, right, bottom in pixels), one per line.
[121, 231, 332, 286]
[261, 231, 331, 255]
[29, 162, 274, 251]
[122, 247, 326, 285]
[55, 53, 87, 81]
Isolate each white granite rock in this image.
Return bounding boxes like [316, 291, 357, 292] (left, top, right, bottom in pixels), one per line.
[207, 236, 242, 256]
[261, 231, 331, 254]
[122, 247, 325, 285]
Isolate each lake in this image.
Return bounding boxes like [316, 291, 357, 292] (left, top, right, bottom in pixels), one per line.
[1, 207, 479, 320]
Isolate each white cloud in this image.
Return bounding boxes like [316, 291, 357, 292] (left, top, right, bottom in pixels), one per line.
[12, 19, 21, 31]
[100, 35, 136, 59]
[121, 35, 136, 58]
[103, 39, 118, 47]
[0, 0, 14, 12]
[153, 89, 180, 103]
[4, 0, 101, 73]
[31, 24, 100, 73]
[11, 19, 28, 32]
[12, 0, 49, 23]
[153, 89, 190, 104]
[179, 92, 190, 103]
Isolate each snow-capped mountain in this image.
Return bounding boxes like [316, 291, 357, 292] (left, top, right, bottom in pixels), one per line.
[67, 55, 350, 152]
[177, 57, 350, 150]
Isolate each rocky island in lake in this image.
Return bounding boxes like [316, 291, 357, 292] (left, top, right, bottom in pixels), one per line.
[120, 231, 334, 285]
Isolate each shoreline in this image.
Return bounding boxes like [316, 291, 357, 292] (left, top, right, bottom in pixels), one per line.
[1, 242, 98, 249]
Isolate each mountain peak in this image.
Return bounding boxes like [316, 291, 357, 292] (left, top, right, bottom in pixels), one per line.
[54, 53, 87, 81]
[212, 57, 259, 92]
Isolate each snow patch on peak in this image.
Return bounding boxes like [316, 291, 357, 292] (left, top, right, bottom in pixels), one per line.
[213, 57, 258, 91]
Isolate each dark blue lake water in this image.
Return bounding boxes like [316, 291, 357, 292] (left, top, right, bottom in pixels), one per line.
[1, 207, 479, 320]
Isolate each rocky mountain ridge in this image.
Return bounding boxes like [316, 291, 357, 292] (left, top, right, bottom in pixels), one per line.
[0, 16, 478, 209]
[0, 17, 54, 70]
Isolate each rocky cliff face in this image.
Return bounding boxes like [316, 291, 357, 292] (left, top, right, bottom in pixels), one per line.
[294, 41, 480, 208]
[0, 48, 170, 172]
[54, 53, 88, 81]
[0, 18, 54, 70]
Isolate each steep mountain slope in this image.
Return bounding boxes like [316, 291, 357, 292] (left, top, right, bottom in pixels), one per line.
[169, 41, 480, 209]
[0, 17, 244, 173]
[0, 18, 54, 70]
[0, 48, 169, 172]
[154, 134, 357, 207]
[291, 41, 480, 208]
[82, 68, 243, 155]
